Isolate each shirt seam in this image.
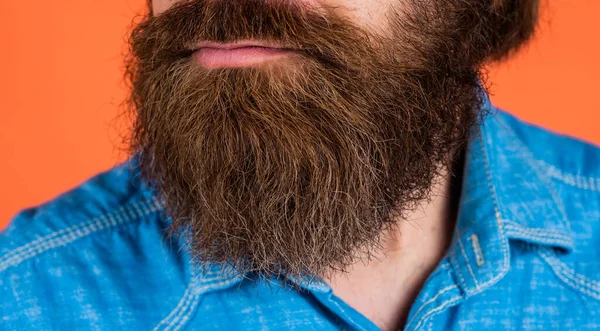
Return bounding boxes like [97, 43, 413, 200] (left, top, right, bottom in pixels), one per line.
[170, 293, 203, 331]
[451, 242, 470, 293]
[153, 271, 198, 331]
[404, 283, 457, 330]
[329, 298, 369, 331]
[457, 237, 480, 289]
[538, 159, 600, 192]
[538, 248, 600, 300]
[154, 275, 242, 331]
[0, 198, 162, 273]
[503, 221, 572, 240]
[473, 128, 510, 291]
[410, 295, 463, 331]
[503, 222, 573, 247]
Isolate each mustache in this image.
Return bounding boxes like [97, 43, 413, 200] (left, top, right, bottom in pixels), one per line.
[129, 0, 371, 70]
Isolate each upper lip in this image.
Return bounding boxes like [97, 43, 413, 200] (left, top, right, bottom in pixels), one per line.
[194, 41, 295, 51]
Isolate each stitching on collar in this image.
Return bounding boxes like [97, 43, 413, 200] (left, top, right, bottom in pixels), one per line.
[503, 220, 573, 250]
[475, 128, 511, 290]
[539, 160, 600, 192]
[489, 112, 574, 246]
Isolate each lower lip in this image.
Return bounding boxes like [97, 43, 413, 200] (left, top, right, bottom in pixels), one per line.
[193, 46, 297, 69]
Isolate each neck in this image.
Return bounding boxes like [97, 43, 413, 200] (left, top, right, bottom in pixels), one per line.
[325, 153, 464, 330]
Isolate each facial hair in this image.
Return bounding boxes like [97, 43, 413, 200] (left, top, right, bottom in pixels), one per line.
[125, 0, 507, 280]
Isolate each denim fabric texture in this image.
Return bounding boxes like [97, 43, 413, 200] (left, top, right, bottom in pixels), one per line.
[2, 96, 600, 330]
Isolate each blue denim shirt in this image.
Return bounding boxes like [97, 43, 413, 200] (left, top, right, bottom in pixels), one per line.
[3, 97, 600, 330]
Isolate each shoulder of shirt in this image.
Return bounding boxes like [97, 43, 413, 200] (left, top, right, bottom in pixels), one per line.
[0, 159, 163, 273]
[492, 108, 600, 185]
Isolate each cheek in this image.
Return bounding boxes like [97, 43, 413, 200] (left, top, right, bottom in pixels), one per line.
[343, 0, 401, 36]
[152, 0, 179, 15]
[151, 0, 396, 34]
[314, 0, 401, 37]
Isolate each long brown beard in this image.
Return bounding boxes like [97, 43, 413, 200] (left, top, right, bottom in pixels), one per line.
[125, 0, 535, 279]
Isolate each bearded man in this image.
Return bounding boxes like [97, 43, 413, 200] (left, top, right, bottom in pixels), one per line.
[3, 0, 600, 330]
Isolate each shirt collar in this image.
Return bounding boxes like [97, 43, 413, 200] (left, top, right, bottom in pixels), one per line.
[448, 93, 573, 296]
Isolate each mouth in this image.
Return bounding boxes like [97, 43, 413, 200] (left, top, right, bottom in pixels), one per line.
[192, 41, 301, 69]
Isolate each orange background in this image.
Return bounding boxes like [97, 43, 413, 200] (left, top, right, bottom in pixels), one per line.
[1, 0, 599, 229]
